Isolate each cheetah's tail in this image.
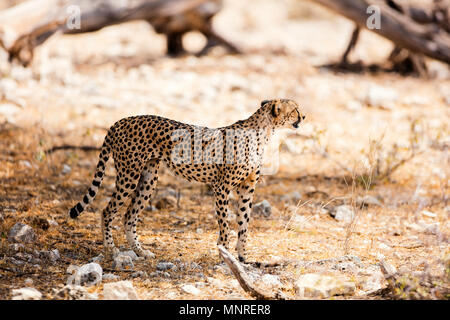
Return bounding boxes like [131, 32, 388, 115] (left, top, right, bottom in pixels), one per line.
[69, 137, 111, 219]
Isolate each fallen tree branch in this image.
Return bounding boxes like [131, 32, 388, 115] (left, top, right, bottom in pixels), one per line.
[218, 245, 285, 300]
[44, 145, 101, 154]
[312, 0, 450, 65]
[0, 0, 239, 66]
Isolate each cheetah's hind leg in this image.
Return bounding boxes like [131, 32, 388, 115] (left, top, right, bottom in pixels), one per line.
[124, 159, 160, 259]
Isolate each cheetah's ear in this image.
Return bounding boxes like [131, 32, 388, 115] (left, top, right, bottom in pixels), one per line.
[271, 102, 280, 117]
[261, 100, 271, 107]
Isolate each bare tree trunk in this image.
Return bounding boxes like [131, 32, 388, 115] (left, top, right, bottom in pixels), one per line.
[312, 0, 450, 65]
[0, 0, 239, 66]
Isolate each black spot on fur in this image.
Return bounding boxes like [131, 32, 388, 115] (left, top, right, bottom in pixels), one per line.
[69, 207, 78, 219]
[76, 202, 84, 213]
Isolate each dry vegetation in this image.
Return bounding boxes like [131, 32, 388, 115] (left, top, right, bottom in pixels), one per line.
[0, 0, 449, 299]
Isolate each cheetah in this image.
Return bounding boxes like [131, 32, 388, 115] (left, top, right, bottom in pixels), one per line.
[68, 99, 305, 262]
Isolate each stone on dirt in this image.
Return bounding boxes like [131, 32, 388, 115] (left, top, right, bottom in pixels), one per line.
[295, 274, 356, 298]
[112, 254, 134, 270]
[53, 285, 98, 300]
[121, 250, 139, 261]
[8, 223, 36, 243]
[333, 261, 358, 273]
[332, 205, 354, 223]
[61, 164, 72, 174]
[103, 281, 139, 300]
[359, 270, 386, 293]
[12, 287, 42, 300]
[89, 254, 104, 264]
[181, 284, 201, 296]
[156, 261, 176, 271]
[365, 85, 398, 109]
[67, 263, 103, 286]
[131, 271, 148, 278]
[40, 249, 60, 263]
[102, 273, 120, 281]
[253, 200, 272, 217]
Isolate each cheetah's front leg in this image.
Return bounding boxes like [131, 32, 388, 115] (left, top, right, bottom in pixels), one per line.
[236, 171, 259, 263]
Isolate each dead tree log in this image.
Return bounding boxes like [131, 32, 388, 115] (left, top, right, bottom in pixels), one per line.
[218, 245, 286, 300]
[0, 0, 239, 66]
[312, 0, 450, 65]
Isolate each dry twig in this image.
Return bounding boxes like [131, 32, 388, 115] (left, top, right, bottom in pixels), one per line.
[217, 245, 285, 300]
[44, 145, 101, 154]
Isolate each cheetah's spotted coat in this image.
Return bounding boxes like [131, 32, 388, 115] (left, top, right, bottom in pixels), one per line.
[69, 99, 305, 262]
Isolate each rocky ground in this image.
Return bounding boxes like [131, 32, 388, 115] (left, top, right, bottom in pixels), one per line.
[0, 0, 449, 300]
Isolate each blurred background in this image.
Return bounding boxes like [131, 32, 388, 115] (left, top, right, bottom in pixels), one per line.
[0, 0, 448, 300]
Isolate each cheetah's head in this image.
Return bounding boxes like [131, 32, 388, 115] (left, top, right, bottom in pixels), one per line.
[261, 99, 305, 129]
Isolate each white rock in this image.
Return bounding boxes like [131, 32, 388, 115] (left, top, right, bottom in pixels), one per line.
[156, 261, 176, 271]
[53, 285, 98, 300]
[131, 271, 147, 278]
[376, 253, 385, 260]
[61, 164, 72, 174]
[8, 223, 36, 243]
[333, 205, 354, 223]
[295, 274, 355, 298]
[112, 254, 134, 270]
[253, 200, 272, 217]
[66, 264, 79, 275]
[40, 249, 60, 262]
[333, 262, 358, 273]
[12, 287, 42, 300]
[291, 215, 312, 229]
[89, 254, 104, 264]
[420, 210, 437, 218]
[229, 279, 240, 288]
[422, 222, 440, 235]
[103, 281, 139, 300]
[207, 277, 224, 288]
[9, 243, 25, 252]
[378, 243, 392, 251]
[120, 250, 139, 261]
[213, 263, 231, 276]
[67, 263, 102, 286]
[181, 284, 201, 296]
[411, 221, 441, 235]
[346, 100, 363, 111]
[257, 274, 283, 290]
[379, 259, 397, 277]
[360, 271, 385, 293]
[47, 219, 59, 227]
[19, 160, 33, 169]
[366, 85, 398, 109]
[102, 273, 120, 281]
[0, 103, 21, 122]
[165, 291, 178, 299]
[403, 95, 429, 106]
